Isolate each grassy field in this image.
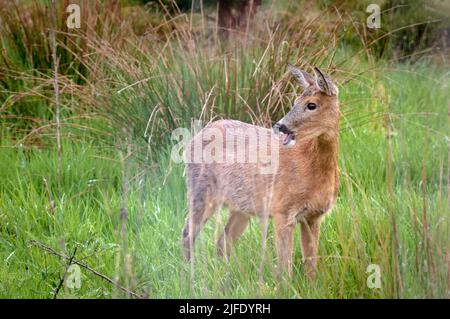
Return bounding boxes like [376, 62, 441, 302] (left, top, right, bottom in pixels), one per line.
[0, 1, 449, 298]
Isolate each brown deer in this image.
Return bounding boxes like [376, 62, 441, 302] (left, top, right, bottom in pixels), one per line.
[182, 65, 339, 279]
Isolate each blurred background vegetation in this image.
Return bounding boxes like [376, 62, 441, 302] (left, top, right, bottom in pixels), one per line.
[1, 0, 448, 136]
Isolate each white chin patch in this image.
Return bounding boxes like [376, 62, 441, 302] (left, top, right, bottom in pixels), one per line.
[285, 138, 296, 147]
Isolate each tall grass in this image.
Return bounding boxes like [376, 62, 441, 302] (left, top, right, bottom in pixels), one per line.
[0, 0, 449, 298]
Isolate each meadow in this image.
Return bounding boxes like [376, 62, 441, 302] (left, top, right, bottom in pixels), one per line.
[0, 0, 449, 298]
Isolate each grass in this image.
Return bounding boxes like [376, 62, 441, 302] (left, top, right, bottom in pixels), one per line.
[1, 61, 449, 298]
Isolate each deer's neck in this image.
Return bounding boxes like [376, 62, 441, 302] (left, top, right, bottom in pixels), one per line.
[294, 133, 339, 175]
[314, 134, 338, 171]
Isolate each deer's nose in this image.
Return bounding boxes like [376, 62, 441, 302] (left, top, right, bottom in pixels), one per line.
[273, 123, 290, 134]
[272, 123, 281, 134]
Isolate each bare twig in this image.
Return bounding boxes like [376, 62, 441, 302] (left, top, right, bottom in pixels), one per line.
[53, 247, 77, 299]
[29, 240, 143, 299]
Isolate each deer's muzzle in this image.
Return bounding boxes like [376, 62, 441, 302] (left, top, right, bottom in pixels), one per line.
[273, 123, 295, 146]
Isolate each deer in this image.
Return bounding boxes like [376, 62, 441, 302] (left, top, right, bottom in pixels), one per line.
[181, 65, 339, 279]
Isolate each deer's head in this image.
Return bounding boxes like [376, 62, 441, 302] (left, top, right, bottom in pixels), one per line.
[273, 65, 339, 146]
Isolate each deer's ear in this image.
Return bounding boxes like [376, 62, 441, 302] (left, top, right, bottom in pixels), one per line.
[288, 64, 314, 90]
[313, 67, 338, 96]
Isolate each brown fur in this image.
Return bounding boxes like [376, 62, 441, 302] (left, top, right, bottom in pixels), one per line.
[182, 66, 339, 279]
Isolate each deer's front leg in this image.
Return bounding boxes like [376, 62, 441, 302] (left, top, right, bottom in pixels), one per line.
[300, 216, 322, 280]
[274, 214, 294, 276]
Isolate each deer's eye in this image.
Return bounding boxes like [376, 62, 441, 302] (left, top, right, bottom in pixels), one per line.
[306, 103, 317, 111]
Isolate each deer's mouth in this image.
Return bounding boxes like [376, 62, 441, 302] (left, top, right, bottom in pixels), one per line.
[273, 123, 295, 145]
[282, 132, 295, 145]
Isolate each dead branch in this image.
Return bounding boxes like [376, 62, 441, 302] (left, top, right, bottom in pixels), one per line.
[53, 246, 77, 299]
[30, 240, 143, 299]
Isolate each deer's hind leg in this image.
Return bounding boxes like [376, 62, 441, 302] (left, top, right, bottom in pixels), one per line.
[217, 211, 250, 258]
[182, 187, 216, 261]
